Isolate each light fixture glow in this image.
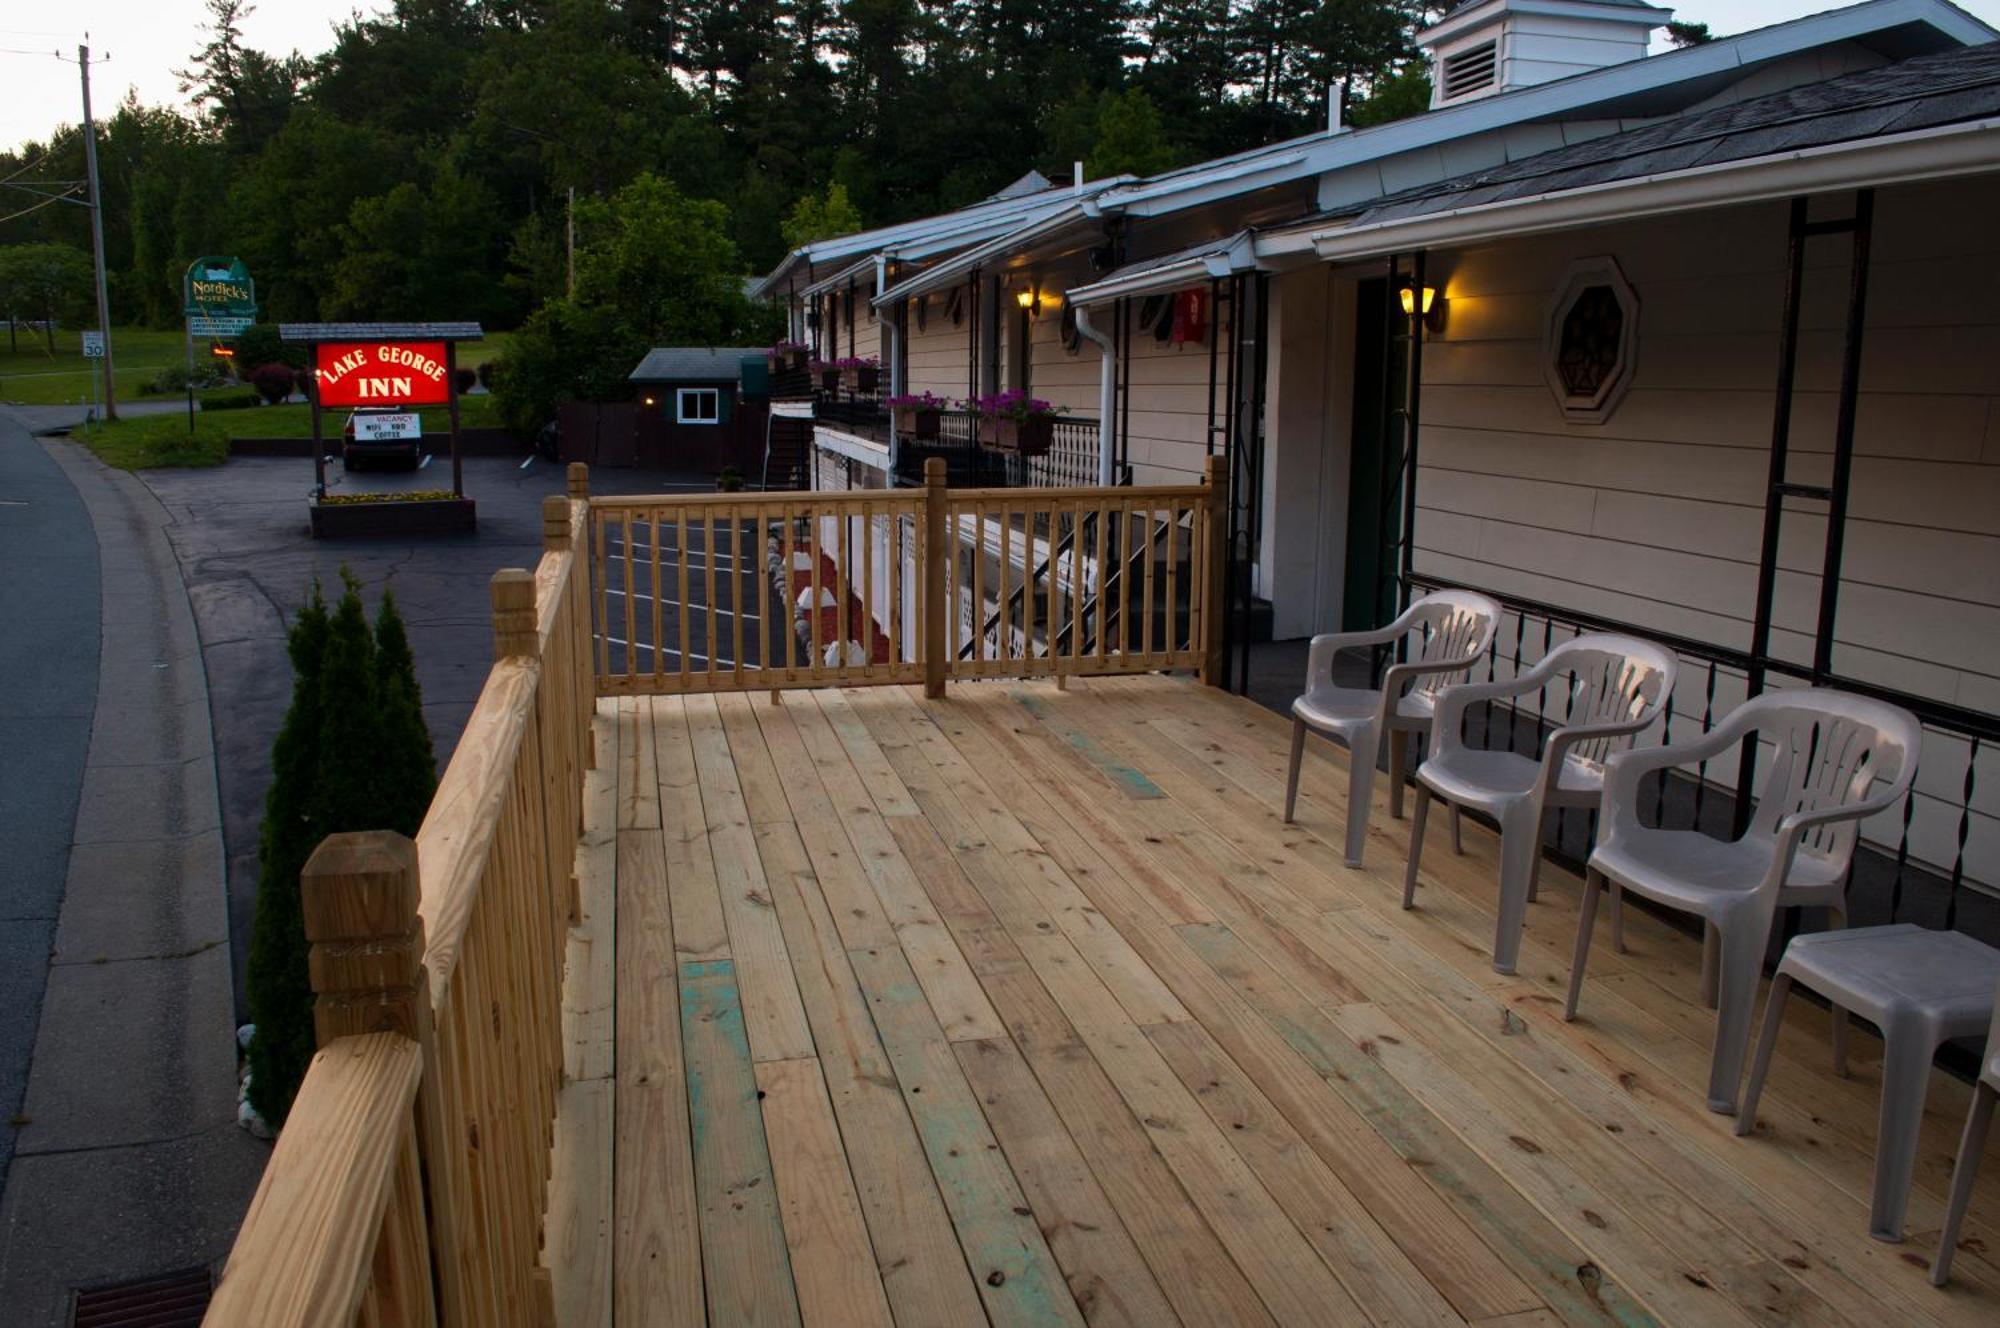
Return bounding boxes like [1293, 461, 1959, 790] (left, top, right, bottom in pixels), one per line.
[1399, 285, 1436, 316]
[1016, 286, 1036, 310]
[643, 395, 656, 406]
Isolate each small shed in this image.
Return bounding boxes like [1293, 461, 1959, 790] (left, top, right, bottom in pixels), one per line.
[562, 347, 770, 473]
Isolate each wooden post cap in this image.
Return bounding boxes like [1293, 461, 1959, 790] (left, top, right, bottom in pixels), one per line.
[566, 462, 589, 498]
[924, 456, 946, 485]
[542, 494, 571, 552]
[491, 567, 538, 660]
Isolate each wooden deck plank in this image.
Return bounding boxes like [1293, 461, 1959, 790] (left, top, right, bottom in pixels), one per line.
[751, 815, 992, 1328]
[651, 695, 731, 964]
[546, 1078, 613, 1328]
[686, 694, 815, 1062]
[617, 695, 661, 829]
[752, 1057, 896, 1328]
[679, 958, 803, 1327]
[780, 694, 1006, 1041]
[563, 713, 618, 1084]
[952, 1035, 1183, 1328]
[849, 944, 1087, 1327]
[613, 828, 704, 1328]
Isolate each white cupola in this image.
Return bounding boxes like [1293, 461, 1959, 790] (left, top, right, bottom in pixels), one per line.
[1418, 0, 1673, 108]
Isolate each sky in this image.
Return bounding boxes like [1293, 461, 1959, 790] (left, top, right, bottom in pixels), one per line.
[5, 0, 2000, 149]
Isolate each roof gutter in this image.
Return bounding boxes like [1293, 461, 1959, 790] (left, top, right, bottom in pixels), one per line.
[874, 204, 1092, 308]
[1068, 233, 1262, 307]
[1306, 116, 2000, 262]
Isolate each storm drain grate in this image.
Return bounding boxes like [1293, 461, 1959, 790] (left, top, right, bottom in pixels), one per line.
[69, 1265, 212, 1327]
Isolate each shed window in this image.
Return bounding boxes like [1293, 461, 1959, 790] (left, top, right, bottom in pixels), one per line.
[1441, 42, 1497, 100]
[676, 388, 722, 424]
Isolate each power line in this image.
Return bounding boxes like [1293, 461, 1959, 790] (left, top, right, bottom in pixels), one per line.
[0, 190, 75, 226]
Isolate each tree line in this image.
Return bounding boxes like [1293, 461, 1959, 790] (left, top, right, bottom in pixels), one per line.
[1, 0, 1438, 339]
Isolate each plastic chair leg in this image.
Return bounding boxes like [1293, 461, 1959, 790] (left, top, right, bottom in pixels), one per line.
[1283, 718, 1307, 824]
[1734, 972, 1794, 1137]
[1610, 881, 1626, 954]
[1705, 920, 1769, 1114]
[1492, 801, 1539, 975]
[1933, 1081, 1997, 1286]
[1868, 1028, 1941, 1241]
[1343, 724, 1380, 869]
[1387, 729, 1409, 820]
[1402, 785, 1432, 910]
[1564, 870, 1604, 1022]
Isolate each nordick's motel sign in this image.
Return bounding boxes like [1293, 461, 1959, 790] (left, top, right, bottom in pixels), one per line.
[315, 341, 452, 407]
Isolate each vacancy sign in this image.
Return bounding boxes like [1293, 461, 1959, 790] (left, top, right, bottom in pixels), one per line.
[316, 341, 451, 407]
[353, 412, 421, 442]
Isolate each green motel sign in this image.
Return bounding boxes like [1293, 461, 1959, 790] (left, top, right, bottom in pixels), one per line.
[184, 256, 257, 335]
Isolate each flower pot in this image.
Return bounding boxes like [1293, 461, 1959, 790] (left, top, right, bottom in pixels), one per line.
[895, 406, 941, 439]
[849, 365, 880, 392]
[782, 350, 806, 371]
[819, 369, 841, 391]
[986, 416, 1054, 456]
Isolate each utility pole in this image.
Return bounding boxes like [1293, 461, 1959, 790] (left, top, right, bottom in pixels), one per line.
[79, 42, 117, 421]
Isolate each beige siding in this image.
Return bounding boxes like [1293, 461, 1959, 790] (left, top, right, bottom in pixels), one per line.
[905, 312, 971, 400]
[1403, 175, 2000, 883]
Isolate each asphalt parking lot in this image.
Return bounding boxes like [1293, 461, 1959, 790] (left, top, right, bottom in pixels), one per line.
[139, 452, 706, 1009]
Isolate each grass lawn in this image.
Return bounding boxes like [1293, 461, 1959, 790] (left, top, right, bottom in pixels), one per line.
[72, 394, 504, 471]
[1, 327, 515, 407]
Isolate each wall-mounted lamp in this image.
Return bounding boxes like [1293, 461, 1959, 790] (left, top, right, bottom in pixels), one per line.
[1399, 282, 1446, 334]
[642, 395, 656, 407]
[1016, 284, 1043, 316]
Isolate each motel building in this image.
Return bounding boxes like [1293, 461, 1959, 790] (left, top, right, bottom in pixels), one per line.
[752, 0, 2000, 925]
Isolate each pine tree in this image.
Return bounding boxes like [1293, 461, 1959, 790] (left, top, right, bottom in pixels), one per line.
[314, 572, 387, 834]
[374, 588, 438, 838]
[244, 581, 330, 1128]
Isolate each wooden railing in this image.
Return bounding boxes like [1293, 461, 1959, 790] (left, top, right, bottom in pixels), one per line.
[205, 465, 598, 1328]
[589, 455, 1227, 697]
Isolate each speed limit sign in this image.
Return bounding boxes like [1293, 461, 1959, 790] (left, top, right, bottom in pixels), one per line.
[80, 330, 106, 359]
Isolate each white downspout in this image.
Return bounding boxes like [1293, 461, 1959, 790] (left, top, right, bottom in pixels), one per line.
[1075, 303, 1116, 487]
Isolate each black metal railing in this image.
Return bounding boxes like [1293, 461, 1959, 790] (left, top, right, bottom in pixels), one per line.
[891, 411, 1103, 489]
[1399, 570, 1998, 958]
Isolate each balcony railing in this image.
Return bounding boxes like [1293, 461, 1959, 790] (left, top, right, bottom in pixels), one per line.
[809, 387, 1106, 490]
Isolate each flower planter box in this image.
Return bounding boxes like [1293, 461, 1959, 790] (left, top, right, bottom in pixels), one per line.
[894, 406, 941, 439]
[819, 369, 841, 391]
[978, 415, 1055, 457]
[776, 350, 806, 372]
[846, 365, 881, 393]
[310, 496, 477, 538]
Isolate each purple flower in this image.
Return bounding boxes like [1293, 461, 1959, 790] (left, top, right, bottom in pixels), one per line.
[965, 389, 1064, 422]
[886, 391, 948, 409]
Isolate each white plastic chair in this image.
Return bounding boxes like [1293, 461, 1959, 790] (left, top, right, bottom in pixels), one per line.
[1285, 590, 1501, 867]
[1404, 633, 1677, 974]
[1563, 688, 1920, 1113]
[1934, 980, 2000, 1285]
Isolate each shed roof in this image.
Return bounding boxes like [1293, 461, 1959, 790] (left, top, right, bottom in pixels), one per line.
[629, 347, 763, 382]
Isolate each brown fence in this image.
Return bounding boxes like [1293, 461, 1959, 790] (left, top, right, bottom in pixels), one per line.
[204, 466, 598, 1328]
[589, 455, 1227, 697]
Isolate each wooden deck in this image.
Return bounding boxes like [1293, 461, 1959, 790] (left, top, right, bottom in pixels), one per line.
[548, 674, 2000, 1327]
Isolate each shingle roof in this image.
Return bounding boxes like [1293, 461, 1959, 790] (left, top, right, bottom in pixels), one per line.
[279, 322, 483, 341]
[629, 347, 763, 383]
[1344, 40, 2000, 228]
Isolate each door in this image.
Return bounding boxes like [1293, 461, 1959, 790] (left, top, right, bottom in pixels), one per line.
[1341, 277, 1402, 630]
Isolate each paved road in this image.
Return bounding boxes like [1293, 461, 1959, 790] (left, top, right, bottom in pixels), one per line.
[0, 415, 99, 1187]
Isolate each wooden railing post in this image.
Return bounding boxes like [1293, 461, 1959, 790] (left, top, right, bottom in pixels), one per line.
[493, 567, 539, 661]
[302, 831, 427, 1048]
[1200, 453, 1228, 687]
[566, 461, 589, 500]
[541, 494, 571, 553]
[923, 456, 948, 699]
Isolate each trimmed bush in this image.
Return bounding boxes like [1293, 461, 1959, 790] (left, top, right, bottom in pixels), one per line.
[250, 362, 295, 404]
[233, 323, 304, 371]
[293, 368, 315, 400]
[453, 366, 476, 395]
[476, 360, 498, 389]
[200, 392, 263, 412]
[244, 572, 437, 1129]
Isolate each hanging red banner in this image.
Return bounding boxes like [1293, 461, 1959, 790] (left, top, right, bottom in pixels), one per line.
[315, 341, 451, 407]
[1170, 288, 1207, 346]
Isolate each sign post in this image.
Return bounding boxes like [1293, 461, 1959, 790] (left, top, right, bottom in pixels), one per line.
[79, 330, 104, 433]
[183, 257, 257, 434]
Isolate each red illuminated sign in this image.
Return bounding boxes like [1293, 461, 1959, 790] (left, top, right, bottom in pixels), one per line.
[315, 341, 450, 407]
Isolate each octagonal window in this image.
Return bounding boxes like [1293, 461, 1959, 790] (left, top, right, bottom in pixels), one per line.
[1543, 258, 1638, 424]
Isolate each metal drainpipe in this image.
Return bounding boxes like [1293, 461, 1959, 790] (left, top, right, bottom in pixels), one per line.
[1075, 304, 1117, 487]
[877, 254, 898, 472]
